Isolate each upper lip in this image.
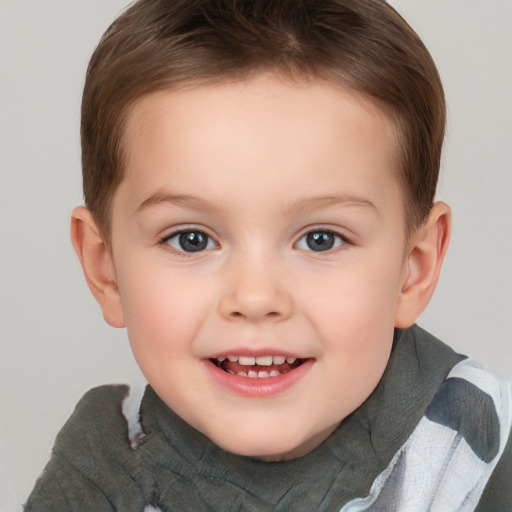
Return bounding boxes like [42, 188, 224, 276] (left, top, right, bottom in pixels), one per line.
[208, 349, 306, 360]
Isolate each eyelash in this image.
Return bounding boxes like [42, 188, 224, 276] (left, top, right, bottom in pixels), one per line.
[158, 228, 351, 255]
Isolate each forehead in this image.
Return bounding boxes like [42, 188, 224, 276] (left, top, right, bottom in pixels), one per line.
[117, 75, 401, 216]
[124, 76, 396, 150]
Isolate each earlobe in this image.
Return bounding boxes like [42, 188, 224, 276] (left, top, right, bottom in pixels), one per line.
[394, 202, 451, 328]
[70, 207, 126, 328]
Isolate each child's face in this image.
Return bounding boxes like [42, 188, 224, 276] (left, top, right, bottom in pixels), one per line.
[108, 75, 411, 460]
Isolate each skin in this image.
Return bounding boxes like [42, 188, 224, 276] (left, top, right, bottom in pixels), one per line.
[72, 75, 450, 460]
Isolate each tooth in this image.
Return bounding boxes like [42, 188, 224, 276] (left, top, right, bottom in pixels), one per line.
[248, 370, 258, 378]
[272, 355, 286, 365]
[237, 371, 247, 377]
[227, 369, 235, 374]
[227, 355, 238, 362]
[255, 356, 272, 366]
[286, 357, 296, 364]
[239, 356, 256, 366]
[217, 356, 226, 362]
[269, 370, 281, 377]
[258, 371, 269, 378]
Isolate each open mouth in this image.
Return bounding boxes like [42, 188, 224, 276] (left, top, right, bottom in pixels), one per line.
[210, 354, 305, 378]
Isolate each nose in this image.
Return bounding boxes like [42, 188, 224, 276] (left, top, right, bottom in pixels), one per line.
[218, 256, 293, 323]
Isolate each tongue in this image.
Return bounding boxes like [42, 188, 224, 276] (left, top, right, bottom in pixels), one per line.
[222, 360, 297, 375]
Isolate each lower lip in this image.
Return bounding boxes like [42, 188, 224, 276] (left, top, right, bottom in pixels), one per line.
[204, 359, 314, 398]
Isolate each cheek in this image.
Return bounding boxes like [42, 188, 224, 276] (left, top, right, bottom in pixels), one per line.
[306, 259, 402, 329]
[301, 255, 403, 369]
[117, 265, 213, 356]
[312, 275, 396, 408]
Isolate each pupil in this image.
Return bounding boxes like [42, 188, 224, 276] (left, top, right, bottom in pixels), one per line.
[306, 232, 334, 251]
[179, 232, 207, 252]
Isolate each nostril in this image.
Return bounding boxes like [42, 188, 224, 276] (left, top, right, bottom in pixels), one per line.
[218, 287, 293, 322]
[230, 310, 281, 320]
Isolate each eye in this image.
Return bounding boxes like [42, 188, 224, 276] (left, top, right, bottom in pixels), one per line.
[296, 230, 346, 252]
[163, 230, 216, 253]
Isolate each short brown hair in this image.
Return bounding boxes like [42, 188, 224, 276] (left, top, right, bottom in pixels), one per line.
[81, 0, 445, 237]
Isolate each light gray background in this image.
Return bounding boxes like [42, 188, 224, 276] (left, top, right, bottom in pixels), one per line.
[1, 1, 511, 509]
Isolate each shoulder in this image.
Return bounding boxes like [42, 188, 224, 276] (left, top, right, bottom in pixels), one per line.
[427, 360, 511, 463]
[52, 384, 131, 452]
[477, 420, 512, 510]
[340, 331, 512, 511]
[435, 361, 512, 510]
[410, 359, 512, 509]
[68, 384, 129, 417]
[25, 384, 151, 511]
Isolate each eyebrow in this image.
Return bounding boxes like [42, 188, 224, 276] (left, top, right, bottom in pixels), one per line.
[136, 192, 221, 214]
[286, 195, 378, 216]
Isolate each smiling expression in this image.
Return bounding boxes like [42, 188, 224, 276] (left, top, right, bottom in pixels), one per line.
[106, 75, 412, 460]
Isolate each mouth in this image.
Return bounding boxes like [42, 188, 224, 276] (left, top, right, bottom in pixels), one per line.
[210, 354, 305, 378]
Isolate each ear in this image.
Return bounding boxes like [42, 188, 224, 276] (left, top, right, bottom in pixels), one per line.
[394, 202, 451, 328]
[70, 206, 125, 328]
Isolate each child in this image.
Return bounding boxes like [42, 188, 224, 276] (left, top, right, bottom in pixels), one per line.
[25, 0, 511, 510]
